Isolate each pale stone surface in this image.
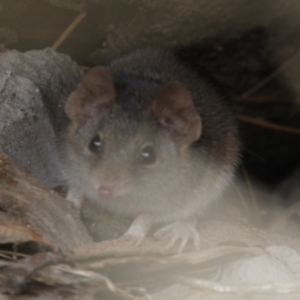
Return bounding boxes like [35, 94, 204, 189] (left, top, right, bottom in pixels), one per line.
[0, 49, 83, 186]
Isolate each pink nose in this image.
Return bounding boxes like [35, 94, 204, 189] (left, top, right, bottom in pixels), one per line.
[98, 186, 114, 199]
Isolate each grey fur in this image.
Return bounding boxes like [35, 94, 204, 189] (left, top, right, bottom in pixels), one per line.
[61, 49, 240, 227]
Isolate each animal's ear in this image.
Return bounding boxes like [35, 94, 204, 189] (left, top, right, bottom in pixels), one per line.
[151, 81, 202, 145]
[65, 66, 116, 128]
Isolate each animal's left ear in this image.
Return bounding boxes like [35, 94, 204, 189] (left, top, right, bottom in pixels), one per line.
[151, 81, 202, 145]
[65, 66, 116, 128]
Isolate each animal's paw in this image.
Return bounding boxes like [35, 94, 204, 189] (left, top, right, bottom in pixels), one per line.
[66, 187, 84, 208]
[154, 221, 200, 253]
[112, 231, 146, 248]
[112, 214, 151, 247]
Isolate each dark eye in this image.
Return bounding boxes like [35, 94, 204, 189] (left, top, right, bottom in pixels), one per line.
[89, 134, 102, 153]
[140, 145, 156, 165]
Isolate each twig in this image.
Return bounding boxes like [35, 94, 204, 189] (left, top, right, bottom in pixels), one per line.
[73, 245, 264, 269]
[237, 114, 300, 134]
[52, 11, 86, 50]
[179, 276, 300, 294]
[242, 50, 300, 97]
[0, 250, 28, 261]
[59, 267, 139, 300]
[233, 95, 276, 103]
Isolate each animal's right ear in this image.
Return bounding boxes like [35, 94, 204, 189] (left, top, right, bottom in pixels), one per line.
[151, 81, 202, 146]
[65, 66, 116, 128]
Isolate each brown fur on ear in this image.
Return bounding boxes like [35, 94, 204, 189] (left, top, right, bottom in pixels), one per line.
[65, 66, 116, 128]
[151, 81, 202, 145]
